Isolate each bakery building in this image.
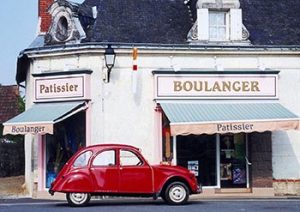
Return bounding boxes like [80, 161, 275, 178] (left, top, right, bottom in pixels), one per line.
[3, 0, 300, 197]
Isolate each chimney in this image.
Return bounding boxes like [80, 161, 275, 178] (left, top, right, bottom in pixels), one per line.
[38, 0, 54, 33]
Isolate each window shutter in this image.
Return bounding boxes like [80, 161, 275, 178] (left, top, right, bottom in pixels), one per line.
[197, 9, 209, 41]
[230, 9, 242, 40]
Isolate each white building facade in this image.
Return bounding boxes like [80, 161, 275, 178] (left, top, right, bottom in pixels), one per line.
[3, 0, 300, 197]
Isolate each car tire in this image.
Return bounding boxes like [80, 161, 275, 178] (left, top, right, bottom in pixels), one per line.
[164, 182, 189, 205]
[66, 192, 91, 207]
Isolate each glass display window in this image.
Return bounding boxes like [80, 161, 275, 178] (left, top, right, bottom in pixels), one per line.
[176, 134, 217, 187]
[45, 111, 86, 188]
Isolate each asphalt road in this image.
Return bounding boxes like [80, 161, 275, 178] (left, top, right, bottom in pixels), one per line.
[1, 198, 300, 212]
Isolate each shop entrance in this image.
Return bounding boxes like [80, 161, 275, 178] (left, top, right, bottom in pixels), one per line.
[44, 111, 86, 188]
[220, 134, 248, 188]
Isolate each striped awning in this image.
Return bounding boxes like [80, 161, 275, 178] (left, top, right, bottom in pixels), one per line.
[160, 102, 300, 135]
[3, 101, 87, 135]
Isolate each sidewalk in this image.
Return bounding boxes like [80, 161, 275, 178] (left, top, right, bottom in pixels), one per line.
[0, 175, 27, 199]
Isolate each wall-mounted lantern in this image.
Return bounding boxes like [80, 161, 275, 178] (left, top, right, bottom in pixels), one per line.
[104, 45, 116, 83]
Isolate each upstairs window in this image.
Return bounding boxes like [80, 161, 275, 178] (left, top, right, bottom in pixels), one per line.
[196, 8, 246, 42]
[209, 11, 228, 41]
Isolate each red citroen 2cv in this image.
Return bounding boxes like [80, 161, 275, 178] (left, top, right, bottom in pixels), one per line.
[49, 144, 201, 206]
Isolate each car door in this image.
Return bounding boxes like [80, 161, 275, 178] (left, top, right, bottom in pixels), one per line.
[90, 149, 119, 192]
[118, 149, 153, 193]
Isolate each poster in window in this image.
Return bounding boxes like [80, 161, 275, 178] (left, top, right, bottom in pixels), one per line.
[232, 166, 246, 184]
[220, 163, 232, 180]
[188, 161, 199, 177]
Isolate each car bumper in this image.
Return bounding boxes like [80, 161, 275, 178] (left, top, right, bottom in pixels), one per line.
[197, 184, 202, 193]
[48, 188, 55, 196]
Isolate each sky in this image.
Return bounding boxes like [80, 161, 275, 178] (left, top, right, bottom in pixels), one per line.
[0, 0, 84, 86]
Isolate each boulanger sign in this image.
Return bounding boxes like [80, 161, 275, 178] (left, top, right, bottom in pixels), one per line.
[3, 123, 53, 135]
[34, 74, 90, 102]
[155, 74, 278, 99]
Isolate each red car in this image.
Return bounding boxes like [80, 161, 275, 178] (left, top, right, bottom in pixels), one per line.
[49, 144, 201, 206]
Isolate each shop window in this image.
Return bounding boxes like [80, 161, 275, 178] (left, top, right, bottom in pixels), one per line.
[73, 151, 92, 168]
[120, 150, 142, 166]
[93, 150, 116, 166]
[177, 134, 217, 187]
[45, 111, 86, 188]
[162, 113, 173, 164]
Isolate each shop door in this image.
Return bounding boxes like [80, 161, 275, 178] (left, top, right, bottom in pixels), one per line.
[220, 134, 248, 188]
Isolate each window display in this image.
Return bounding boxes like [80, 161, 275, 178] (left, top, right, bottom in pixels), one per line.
[45, 112, 86, 188]
[177, 134, 217, 186]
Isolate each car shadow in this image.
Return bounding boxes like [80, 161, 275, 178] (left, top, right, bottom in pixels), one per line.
[54, 198, 203, 208]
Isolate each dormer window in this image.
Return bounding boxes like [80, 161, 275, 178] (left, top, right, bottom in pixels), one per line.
[209, 11, 228, 41]
[187, 0, 250, 44]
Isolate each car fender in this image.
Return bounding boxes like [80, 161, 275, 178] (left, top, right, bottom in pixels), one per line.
[151, 166, 194, 194]
[160, 175, 192, 193]
[57, 171, 94, 193]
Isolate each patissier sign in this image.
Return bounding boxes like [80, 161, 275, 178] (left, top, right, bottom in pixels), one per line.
[34, 74, 90, 102]
[155, 74, 278, 99]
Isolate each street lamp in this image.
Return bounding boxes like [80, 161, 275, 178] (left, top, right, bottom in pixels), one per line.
[104, 45, 116, 83]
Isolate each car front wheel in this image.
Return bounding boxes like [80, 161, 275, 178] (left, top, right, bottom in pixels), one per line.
[66, 192, 91, 207]
[164, 182, 189, 205]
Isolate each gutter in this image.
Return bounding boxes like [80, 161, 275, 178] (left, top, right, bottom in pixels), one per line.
[23, 42, 300, 56]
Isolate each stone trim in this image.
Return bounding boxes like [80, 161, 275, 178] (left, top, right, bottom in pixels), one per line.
[197, 0, 240, 9]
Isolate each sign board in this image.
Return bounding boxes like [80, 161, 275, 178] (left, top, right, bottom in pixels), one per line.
[34, 74, 90, 102]
[155, 74, 278, 100]
[3, 123, 53, 135]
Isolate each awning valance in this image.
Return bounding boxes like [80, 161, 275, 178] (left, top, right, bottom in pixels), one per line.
[3, 101, 88, 135]
[160, 103, 300, 136]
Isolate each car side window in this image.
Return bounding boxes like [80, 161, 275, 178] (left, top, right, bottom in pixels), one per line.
[73, 151, 92, 168]
[93, 150, 116, 166]
[120, 150, 142, 166]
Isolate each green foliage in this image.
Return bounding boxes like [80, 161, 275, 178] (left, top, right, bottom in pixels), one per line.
[18, 95, 25, 113]
[0, 94, 25, 143]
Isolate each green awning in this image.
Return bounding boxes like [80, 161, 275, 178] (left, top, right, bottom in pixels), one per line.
[3, 101, 87, 135]
[160, 102, 300, 135]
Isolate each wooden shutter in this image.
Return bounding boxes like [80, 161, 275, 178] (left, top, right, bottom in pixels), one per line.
[197, 9, 209, 41]
[230, 9, 242, 40]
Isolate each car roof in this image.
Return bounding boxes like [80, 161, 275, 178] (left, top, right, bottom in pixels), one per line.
[82, 144, 140, 152]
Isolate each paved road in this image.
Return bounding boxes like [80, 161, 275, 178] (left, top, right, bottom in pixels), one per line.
[1, 198, 300, 212]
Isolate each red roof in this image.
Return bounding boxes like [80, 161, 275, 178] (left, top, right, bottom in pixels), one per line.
[0, 85, 21, 123]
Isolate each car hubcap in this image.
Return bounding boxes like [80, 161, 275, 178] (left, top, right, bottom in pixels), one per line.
[169, 185, 186, 203]
[70, 193, 88, 204]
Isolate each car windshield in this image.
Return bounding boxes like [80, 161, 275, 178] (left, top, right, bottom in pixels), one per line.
[73, 151, 92, 167]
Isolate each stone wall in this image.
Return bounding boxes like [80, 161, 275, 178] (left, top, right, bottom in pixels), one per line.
[273, 180, 300, 196]
[249, 132, 273, 187]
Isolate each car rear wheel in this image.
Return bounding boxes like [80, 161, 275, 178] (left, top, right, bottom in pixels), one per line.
[164, 182, 189, 205]
[66, 192, 91, 207]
